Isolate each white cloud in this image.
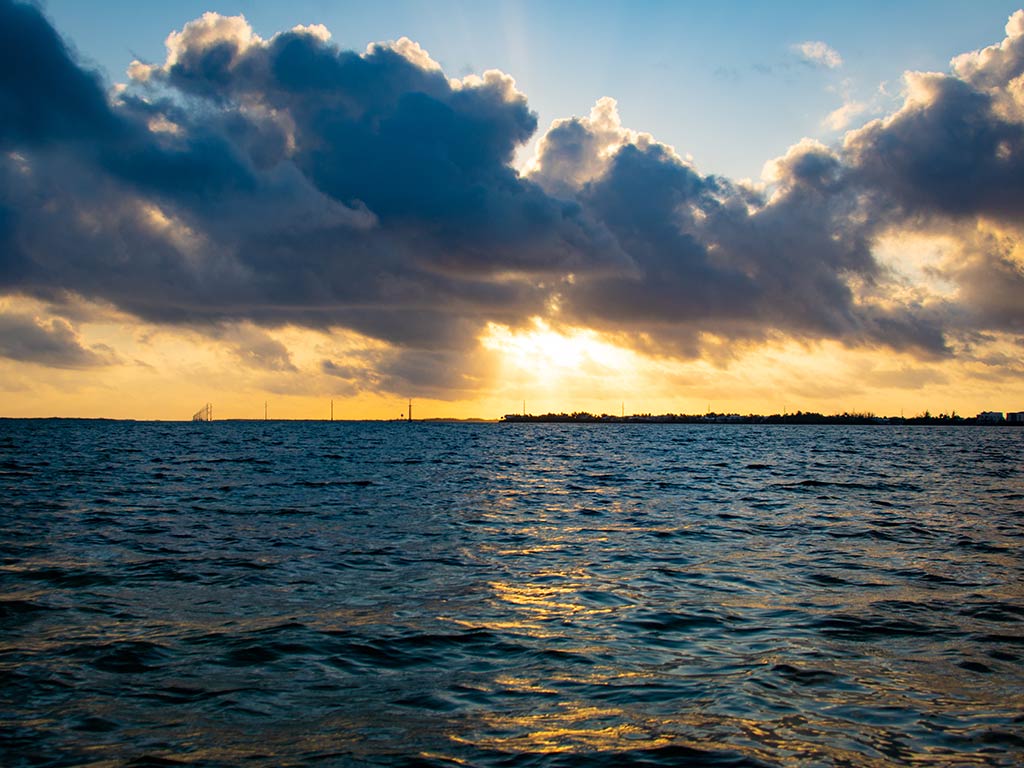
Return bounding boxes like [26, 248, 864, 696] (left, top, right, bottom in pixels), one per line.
[950, 10, 1024, 121]
[760, 137, 834, 185]
[291, 23, 331, 42]
[951, 9, 1024, 85]
[367, 36, 441, 71]
[165, 12, 260, 68]
[824, 100, 868, 131]
[525, 96, 668, 193]
[793, 41, 843, 69]
[128, 12, 263, 83]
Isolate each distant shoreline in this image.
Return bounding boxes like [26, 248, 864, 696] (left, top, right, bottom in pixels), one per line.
[500, 412, 1023, 426]
[1, 414, 1021, 425]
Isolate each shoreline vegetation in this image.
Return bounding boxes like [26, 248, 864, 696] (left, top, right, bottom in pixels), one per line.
[500, 411, 1022, 425]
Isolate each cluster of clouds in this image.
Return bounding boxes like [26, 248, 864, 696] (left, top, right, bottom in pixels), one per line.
[1, 0, 1022, 394]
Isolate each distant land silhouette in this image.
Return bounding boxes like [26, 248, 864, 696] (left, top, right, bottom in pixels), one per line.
[501, 411, 1023, 425]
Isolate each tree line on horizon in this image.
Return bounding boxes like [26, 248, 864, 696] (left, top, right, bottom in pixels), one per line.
[500, 410, 1020, 425]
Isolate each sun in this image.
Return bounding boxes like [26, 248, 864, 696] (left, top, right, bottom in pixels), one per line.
[479, 317, 646, 411]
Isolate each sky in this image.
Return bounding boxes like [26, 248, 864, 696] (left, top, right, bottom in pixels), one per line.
[1, 0, 1023, 419]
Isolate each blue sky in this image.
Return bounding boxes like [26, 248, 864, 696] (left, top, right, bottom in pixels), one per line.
[40, 0, 1023, 179]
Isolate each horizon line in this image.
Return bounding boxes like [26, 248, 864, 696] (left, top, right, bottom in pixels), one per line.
[2, 409, 1020, 425]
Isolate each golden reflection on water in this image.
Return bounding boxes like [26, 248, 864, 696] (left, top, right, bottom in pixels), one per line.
[481, 562, 618, 623]
[493, 674, 559, 695]
[452, 566, 675, 756]
[455, 704, 944, 767]
[456, 563, 967, 766]
[452, 702, 675, 754]
[491, 579, 586, 614]
[62, 701, 950, 768]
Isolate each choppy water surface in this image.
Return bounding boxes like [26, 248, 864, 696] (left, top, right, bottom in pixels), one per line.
[1, 421, 1022, 766]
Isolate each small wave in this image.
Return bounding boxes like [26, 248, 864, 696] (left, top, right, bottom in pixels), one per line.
[619, 610, 726, 633]
[206, 456, 273, 465]
[806, 572, 851, 586]
[219, 640, 314, 667]
[69, 716, 120, 733]
[16, 566, 114, 588]
[402, 744, 772, 768]
[125, 559, 201, 583]
[953, 537, 1010, 554]
[0, 598, 54, 627]
[82, 640, 171, 674]
[297, 479, 374, 488]
[815, 614, 941, 639]
[125, 755, 192, 767]
[958, 603, 1024, 622]
[576, 589, 633, 607]
[771, 663, 840, 686]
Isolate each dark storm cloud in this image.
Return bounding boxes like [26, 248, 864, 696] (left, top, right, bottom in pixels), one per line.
[0, 0, 118, 146]
[1, 1, 1023, 388]
[0, 201, 26, 287]
[0, 2, 257, 205]
[200, 26, 618, 275]
[845, 74, 1024, 220]
[0, 311, 116, 368]
[0, 2, 623, 363]
[323, 346, 487, 398]
[841, 11, 1024, 225]
[540, 133, 948, 355]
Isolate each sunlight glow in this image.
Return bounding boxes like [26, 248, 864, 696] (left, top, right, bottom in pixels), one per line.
[481, 318, 633, 378]
[479, 318, 642, 408]
[872, 229, 960, 300]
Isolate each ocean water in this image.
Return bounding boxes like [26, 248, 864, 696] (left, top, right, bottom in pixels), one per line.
[1, 420, 1022, 767]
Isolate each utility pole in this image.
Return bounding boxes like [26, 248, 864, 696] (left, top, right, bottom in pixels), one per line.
[331, 399, 334, 421]
[408, 399, 412, 422]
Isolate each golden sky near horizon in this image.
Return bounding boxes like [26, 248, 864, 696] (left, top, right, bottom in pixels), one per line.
[2, 295, 1020, 420]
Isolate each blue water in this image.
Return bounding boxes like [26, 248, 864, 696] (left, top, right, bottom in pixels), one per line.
[1, 420, 1022, 766]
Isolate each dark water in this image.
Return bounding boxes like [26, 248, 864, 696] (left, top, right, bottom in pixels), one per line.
[2, 421, 1023, 767]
